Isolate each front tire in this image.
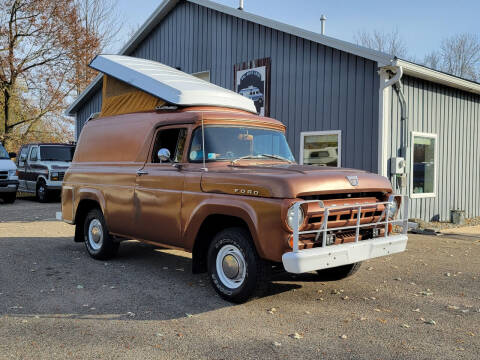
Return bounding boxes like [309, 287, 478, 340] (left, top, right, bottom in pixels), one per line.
[83, 208, 119, 260]
[315, 262, 362, 281]
[2, 192, 16, 204]
[36, 180, 49, 203]
[207, 227, 269, 303]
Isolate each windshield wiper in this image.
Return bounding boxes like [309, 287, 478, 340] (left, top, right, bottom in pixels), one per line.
[231, 155, 262, 165]
[259, 154, 293, 163]
[231, 154, 293, 165]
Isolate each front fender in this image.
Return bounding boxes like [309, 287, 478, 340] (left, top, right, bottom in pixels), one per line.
[182, 195, 288, 262]
[183, 198, 259, 251]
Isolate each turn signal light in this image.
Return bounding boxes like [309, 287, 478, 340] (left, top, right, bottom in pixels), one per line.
[288, 236, 304, 249]
[388, 223, 393, 234]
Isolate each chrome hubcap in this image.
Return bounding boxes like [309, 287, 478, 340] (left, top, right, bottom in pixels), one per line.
[88, 219, 103, 250]
[222, 254, 240, 279]
[216, 244, 246, 289]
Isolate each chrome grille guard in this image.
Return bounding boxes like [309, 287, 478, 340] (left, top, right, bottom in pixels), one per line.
[291, 195, 409, 253]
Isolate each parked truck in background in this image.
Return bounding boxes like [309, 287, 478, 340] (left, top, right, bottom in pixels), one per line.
[17, 143, 75, 202]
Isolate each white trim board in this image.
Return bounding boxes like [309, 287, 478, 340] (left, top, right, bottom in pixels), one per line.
[397, 59, 480, 95]
[299, 130, 341, 167]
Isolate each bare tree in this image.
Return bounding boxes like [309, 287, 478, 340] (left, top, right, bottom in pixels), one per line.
[424, 33, 480, 81]
[354, 28, 408, 58]
[423, 51, 442, 71]
[72, 0, 122, 95]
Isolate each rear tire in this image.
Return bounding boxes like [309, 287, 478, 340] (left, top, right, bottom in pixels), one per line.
[315, 262, 362, 281]
[36, 180, 49, 203]
[83, 208, 119, 260]
[2, 192, 16, 204]
[207, 227, 270, 303]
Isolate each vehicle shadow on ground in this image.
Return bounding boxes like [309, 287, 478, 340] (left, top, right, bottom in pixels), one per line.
[17, 193, 60, 203]
[0, 237, 300, 321]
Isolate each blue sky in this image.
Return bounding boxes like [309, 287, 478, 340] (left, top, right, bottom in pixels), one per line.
[115, 0, 479, 60]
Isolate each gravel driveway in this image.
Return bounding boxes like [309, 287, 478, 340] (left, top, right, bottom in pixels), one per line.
[0, 199, 479, 359]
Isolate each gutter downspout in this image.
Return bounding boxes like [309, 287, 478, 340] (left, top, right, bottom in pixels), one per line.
[378, 62, 408, 191]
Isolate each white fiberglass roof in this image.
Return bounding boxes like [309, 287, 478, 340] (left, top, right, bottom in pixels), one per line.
[89, 54, 257, 113]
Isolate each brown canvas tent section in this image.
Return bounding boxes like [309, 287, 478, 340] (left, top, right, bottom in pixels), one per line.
[100, 75, 165, 117]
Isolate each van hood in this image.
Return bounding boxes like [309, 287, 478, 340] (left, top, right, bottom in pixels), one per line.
[0, 159, 17, 171]
[200, 163, 392, 199]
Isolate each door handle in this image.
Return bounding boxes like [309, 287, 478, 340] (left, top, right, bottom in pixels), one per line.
[136, 169, 149, 176]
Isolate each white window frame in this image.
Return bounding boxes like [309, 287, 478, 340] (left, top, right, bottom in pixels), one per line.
[192, 70, 210, 82]
[299, 130, 342, 167]
[410, 131, 437, 198]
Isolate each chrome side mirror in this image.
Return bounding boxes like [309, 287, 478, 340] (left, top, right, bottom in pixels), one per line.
[158, 148, 171, 162]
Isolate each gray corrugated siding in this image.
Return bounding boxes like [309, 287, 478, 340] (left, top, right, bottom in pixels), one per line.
[76, 89, 102, 138]
[75, 0, 379, 172]
[389, 75, 480, 221]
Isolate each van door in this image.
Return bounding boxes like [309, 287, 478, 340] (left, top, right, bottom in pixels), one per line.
[133, 126, 187, 246]
[26, 146, 42, 192]
[17, 146, 29, 191]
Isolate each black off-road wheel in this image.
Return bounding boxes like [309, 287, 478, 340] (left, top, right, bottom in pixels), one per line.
[207, 227, 270, 303]
[1, 192, 16, 204]
[315, 262, 362, 281]
[83, 208, 119, 260]
[36, 180, 49, 203]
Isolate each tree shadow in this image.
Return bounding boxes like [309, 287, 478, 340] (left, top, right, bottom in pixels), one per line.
[0, 237, 299, 321]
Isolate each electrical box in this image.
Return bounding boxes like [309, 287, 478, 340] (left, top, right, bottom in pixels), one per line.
[391, 157, 406, 175]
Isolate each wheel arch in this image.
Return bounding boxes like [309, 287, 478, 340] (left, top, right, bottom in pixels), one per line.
[185, 202, 260, 274]
[73, 189, 107, 242]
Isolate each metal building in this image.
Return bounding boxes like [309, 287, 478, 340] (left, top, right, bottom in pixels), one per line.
[66, 0, 480, 222]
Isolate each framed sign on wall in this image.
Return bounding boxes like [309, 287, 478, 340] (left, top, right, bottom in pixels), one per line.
[234, 57, 271, 116]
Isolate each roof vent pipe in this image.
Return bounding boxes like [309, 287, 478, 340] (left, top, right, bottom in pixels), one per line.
[320, 15, 327, 35]
[238, 0, 244, 10]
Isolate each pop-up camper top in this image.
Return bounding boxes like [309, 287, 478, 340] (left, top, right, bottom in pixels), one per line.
[87, 54, 257, 118]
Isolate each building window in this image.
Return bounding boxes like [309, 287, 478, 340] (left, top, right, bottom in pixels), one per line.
[300, 131, 341, 167]
[192, 71, 210, 82]
[411, 132, 437, 198]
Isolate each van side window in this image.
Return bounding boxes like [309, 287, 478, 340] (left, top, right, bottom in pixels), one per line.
[30, 147, 38, 161]
[151, 128, 187, 163]
[18, 147, 28, 166]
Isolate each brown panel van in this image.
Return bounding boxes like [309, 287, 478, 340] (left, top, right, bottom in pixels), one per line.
[59, 107, 408, 303]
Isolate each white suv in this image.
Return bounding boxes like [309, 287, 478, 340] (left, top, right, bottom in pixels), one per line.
[0, 142, 18, 204]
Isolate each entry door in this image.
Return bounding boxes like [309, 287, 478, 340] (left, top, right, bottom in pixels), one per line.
[133, 126, 188, 246]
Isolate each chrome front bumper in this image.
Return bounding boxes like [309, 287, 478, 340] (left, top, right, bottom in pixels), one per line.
[282, 234, 407, 273]
[282, 194, 409, 274]
[0, 180, 18, 193]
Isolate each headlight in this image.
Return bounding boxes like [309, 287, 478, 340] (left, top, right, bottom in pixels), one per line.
[50, 172, 59, 180]
[386, 198, 399, 219]
[287, 204, 305, 230]
[8, 170, 16, 177]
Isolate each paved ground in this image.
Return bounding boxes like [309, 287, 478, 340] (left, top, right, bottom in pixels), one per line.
[0, 199, 479, 360]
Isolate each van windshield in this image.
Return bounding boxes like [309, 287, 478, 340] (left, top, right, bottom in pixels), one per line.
[0, 143, 9, 159]
[40, 146, 75, 162]
[189, 126, 295, 163]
